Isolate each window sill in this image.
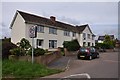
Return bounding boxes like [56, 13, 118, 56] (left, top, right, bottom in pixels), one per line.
[49, 33, 57, 35]
[37, 32, 44, 33]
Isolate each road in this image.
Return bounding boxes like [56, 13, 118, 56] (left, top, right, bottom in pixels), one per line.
[41, 52, 119, 79]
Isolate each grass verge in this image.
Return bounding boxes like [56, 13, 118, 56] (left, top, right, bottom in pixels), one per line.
[2, 59, 62, 78]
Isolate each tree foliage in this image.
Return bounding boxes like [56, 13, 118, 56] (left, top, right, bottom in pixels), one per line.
[28, 48, 45, 56]
[96, 35, 116, 49]
[10, 38, 31, 56]
[63, 39, 80, 51]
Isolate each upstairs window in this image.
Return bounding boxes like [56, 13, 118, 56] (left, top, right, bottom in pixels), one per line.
[83, 33, 86, 40]
[87, 34, 90, 39]
[64, 30, 70, 36]
[72, 32, 76, 37]
[49, 27, 57, 34]
[92, 35, 95, 40]
[37, 25, 44, 33]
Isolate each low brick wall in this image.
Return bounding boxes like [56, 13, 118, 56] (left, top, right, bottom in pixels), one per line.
[64, 48, 77, 56]
[9, 51, 62, 65]
[105, 49, 114, 52]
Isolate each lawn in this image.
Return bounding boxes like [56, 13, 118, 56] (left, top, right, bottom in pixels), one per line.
[2, 60, 62, 79]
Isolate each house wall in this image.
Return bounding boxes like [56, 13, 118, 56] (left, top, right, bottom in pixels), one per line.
[25, 23, 80, 51]
[98, 40, 104, 43]
[80, 26, 95, 46]
[11, 12, 95, 51]
[11, 13, 26, 44]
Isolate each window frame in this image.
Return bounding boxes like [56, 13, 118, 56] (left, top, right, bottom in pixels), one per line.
[36, 39, 43, 47]
[49, 27, 57, 35]
[37, 25, 44, 33]
[87, 34, 90, 39]
[49, 40, 57, 49]
[83, 33, 86, 40]
[72, 32, 76, 37]
[64, 30, 70, 36]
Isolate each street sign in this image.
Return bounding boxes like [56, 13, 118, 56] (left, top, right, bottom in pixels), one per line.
[29, 25, 37, 38]
[29, 25, 37, 64]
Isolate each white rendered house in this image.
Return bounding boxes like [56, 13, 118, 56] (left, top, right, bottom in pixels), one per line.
[10, 10, 95, 51]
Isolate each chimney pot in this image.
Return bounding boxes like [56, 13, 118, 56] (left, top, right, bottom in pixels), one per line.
[50, 16, 56, 22]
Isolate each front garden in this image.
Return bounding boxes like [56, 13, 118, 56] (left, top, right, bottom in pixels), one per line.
[2, 38, 62, 79]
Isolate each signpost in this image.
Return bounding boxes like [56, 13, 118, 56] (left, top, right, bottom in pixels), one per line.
[29, 25, 37, 64]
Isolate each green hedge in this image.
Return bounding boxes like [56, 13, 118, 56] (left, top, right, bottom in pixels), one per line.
[9, 48, 25, 56]
[63, 39, 80, 51]
[95, 43, 114, 49]
[28, 48, 45, 56]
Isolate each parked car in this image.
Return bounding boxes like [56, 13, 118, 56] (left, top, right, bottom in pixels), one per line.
[77, 47, 99, 60]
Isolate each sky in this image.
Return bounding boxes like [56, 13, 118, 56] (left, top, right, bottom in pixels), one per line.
[1, 1, 119, 40]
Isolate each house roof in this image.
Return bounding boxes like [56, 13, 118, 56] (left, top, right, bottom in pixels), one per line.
[10, 10, 94, 34]
[76, 24, 95, 35]
[98, 35, 115, 40]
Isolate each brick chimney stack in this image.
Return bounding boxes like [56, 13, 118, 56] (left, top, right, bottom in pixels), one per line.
[50, 16, 56, 22]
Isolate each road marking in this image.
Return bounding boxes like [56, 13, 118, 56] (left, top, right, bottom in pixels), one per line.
[65, 59, 71, 71]
[63, 73, 91, 79]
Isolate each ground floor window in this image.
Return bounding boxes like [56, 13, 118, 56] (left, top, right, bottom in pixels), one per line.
[88, 42, 90, 46]
[49, 40, 57, 48]
[92, 43, 94, 46]
[37, 39, 43, 48]
[83, 42, 86, 47]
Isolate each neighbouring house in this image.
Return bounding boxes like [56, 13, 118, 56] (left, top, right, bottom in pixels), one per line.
[10, 10, 95, 51]
[97, 35, 115, 43]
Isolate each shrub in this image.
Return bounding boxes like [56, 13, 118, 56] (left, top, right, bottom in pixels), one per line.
[9, 38, 31, 56]
[63, 39, 80, 51]
[95, 43, 114, 49]
[28, 48, 45, 56]
[17, 38, 31, 55]
[9, 48, 25, 56]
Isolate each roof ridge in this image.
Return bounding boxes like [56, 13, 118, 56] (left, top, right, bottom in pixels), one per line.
[17, 10, 75, 27]
[14, 10, 93, 34]
[17, 10, 50, 21]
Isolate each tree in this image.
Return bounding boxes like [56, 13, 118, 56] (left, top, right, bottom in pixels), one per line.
[104, 35, 115, 49]
[10, 38, 31, 56]
[63, 39, 80, 51]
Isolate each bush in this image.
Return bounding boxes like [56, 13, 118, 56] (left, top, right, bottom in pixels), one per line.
[9, 38, 31, 56]
[9, 48, 25, 56]
[28, 48, 45, 56]
[63, 39, 80, 51]
[95, 43, 114, 49]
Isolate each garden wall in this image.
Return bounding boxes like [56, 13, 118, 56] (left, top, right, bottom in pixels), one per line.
[64, 48, 77, 56]
[9, 51, 62, 65]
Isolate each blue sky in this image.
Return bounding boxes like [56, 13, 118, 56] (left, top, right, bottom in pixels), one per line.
[1, 2, 118, 39]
